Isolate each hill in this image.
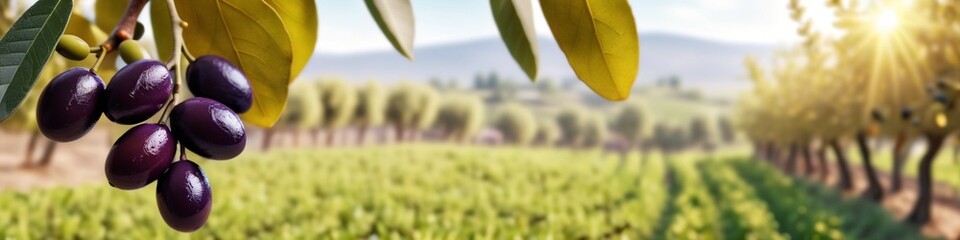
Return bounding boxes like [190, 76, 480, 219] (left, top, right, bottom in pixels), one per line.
[303, 32, 777, 98]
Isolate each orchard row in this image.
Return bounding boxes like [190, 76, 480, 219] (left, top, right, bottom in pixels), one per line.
[0, 147, 924, 239]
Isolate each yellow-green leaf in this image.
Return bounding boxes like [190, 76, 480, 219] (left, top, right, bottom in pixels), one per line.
[540, 0, 639, 101]
[150, 0, 174, 62]
[174, 0, 294, 127]
[262, 0, 318, 81]
[93, 0, 125, 34]
[491, 0, 538, 81]
[364, 0, 415, 60]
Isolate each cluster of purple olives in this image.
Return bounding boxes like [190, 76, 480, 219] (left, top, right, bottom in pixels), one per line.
[35, 52, 253, 232]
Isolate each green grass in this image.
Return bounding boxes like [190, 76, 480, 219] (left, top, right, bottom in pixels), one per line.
[699, 160, 785, 240]
[730, 158, 927, 240]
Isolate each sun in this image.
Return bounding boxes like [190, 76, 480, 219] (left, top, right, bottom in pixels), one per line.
[873, 9, 899, 34]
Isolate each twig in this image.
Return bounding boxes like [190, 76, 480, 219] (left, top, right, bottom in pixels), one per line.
[165, 0, 186, 68]
[158, 0, 188, 123]
[100, 0, 149, 53]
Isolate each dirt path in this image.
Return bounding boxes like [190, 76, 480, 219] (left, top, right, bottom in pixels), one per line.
[803, 162, 960, 239]
[0, 129, 112, 191]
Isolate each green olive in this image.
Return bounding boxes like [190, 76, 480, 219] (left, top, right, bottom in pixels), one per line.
[134, 22, 145, 40]
[119, 40, 146, 64]
[55, 35, 89, 61]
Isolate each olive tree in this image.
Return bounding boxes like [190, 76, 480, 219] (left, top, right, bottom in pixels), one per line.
[386, 83, 439, 142]
[717, 116, 736, 144]
[354, 81, 387, 144]
[434, 95, 486, 142]
[412, 84, 440, 141]
[492, 103, 538, 146]
[533, 117, 561, 147]
[652, 123, 688, 158]
[611, 101, 646, 158]
[581, 114, 609, 149]
[316, 78, 357, 145]
[688, 116, 714, 149]
[556, 107, 587, 147]
[271, 81, 322, 150]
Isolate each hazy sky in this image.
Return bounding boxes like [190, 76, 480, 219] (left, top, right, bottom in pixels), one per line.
[314, 0, 837, 54]
[72, 0, 836, 55]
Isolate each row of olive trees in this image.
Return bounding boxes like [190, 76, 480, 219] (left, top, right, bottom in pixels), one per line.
[273, 79, 737, 156]
[269, 79, 440, 149]
[737, 0, 959, 225]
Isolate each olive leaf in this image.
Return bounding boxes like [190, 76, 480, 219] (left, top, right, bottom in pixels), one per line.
[262, 0, 318, 82]
[491, 0, 538, 81]
[173, 0, 293, 127]
[365, 0, 415, 60]
[0, 0, 73, 121]
[150, 0, 174, 63]
[94, 0, 125, 33]
[540, 0, 639, 101]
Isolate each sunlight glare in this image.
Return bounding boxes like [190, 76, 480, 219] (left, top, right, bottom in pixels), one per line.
[874, 9, 899, 34]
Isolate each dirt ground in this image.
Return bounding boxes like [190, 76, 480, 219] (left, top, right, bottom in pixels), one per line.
[0, 129, 113, 191]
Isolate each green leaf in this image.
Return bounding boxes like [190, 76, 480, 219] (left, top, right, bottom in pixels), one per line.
[540, 0, 639, 101]
[0, 0, 73, 121]
[150, 0, 174, 62]
[365, 0, 415, 60]
[491, 0, 538, 81]
[174, 0, 293, 127]
[94, 0, 125, 34]
[262, 0, 318, 81]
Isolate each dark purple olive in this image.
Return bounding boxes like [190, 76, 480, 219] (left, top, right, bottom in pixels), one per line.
[105, 60, 172, 124]
[105, 124, 175, 190]
[37, 68, 104, 142]
[156, 160, 212, 232]
[170, 97, 246, 160]
[186, 56, 252, 113]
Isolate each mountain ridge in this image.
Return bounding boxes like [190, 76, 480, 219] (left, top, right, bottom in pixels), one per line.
[301, 32, 777, 96]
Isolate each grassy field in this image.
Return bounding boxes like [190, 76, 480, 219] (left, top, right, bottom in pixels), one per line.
[0, 146, 925, 239]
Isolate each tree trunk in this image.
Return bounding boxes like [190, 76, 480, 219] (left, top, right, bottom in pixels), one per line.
[21, 131, 41, 167]
[262, 128, 275, 151]
[765, 142, 776, 162]
[36, 140, 57, 167]
[786, 144, 799, 174]
[906, 134, 946, 225]
[395, 126, 405, 143]
[816, 144, 829, 180]
[326, 129, 336, 146]
[291, 129, 301, 147]
[802, 144, 814, 176]
[891, 134, 910, 193]
[311, 129, 320, 146]
[857, 132, 884, 201]
[358, 125, 368, 146]
[830, 139, 854, 191]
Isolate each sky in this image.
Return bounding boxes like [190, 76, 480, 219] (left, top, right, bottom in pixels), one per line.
[314, 0, 838, 54]
[69, 0, 837, 55]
